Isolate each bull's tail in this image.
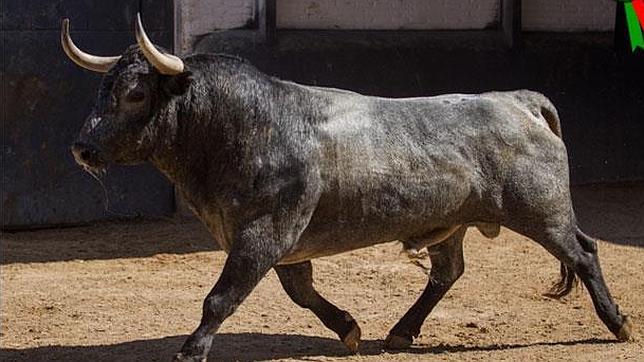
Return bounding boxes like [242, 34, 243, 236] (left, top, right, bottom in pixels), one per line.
[530, 92, 563, 138]
[539, 95, 596, 299]
[513, 90, 563, 138]
[522, 92, 574, 298]
[539, 100, 562, 138]
[545, 94, 574, 298]
[545, 262, 578, 299]
[545, 226, 598, 299]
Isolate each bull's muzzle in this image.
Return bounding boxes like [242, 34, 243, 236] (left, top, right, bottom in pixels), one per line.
[71, 142, 104, 170]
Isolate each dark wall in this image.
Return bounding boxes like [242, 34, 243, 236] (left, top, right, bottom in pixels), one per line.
[195, 30, 644, 185]
[1, 1, 175, 229]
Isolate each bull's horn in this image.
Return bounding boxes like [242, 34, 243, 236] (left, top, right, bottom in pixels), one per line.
[135, 13, 184, 75]
[61, 18, 120, 73]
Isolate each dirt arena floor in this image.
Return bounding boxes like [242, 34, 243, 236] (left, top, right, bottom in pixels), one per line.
[2, 184, 644, 361]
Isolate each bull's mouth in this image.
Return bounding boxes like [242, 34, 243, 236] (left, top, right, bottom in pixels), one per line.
[75, 156, 108, 179]
[80, 161, 107, 178]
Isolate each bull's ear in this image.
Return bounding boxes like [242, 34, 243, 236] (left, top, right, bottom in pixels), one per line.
[163, 71, 193, 96]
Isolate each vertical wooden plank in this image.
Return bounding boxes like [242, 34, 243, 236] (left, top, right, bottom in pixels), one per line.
[502, 0, 522, 49]
[257, 0, 276, 45]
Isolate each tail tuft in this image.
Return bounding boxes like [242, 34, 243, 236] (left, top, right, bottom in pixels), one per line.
[544, 227, 598, 299]
[544, 262, 578, 299]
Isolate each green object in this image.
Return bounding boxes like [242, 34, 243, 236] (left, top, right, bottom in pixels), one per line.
[625, 2, 644, 51]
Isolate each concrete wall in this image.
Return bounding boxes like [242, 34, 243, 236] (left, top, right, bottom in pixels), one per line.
[278, 0, 617, 31]
[276, 0, 499, 30]
[523, 0, 615, 31]
[177, 1, 618, 53]
[175, 0, 255, 54]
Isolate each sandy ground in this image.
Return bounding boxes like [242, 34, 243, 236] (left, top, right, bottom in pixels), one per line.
[1, 184, 644, 361]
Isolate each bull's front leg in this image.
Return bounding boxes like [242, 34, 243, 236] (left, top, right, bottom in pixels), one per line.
[174, 216, 298, 362]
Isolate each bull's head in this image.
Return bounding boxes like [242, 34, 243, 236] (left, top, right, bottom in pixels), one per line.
[64, 13, 192, 175]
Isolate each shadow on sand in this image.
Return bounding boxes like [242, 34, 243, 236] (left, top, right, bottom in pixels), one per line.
[0, 333, 618, 362]
[1, 217, 218, 265]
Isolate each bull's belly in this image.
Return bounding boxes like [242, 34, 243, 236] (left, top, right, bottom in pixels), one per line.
[279, 238, 393, 265]
[278, 200, 473, 265]
[278, 166, 482, 264]
[278, 223, 407, 265]
[279, 231, 399, 264]
[279, 217, 470, 265]
[279, 219, 499, 265]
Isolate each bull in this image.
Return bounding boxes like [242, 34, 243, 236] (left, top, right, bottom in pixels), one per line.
[62, 14, 633, 361]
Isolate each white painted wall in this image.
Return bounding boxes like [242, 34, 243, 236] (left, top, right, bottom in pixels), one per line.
[522, 0, 615, 31]
[176, 0, 617, 53]
[276, 0, 499, 30]
[176, 0, 255, 54]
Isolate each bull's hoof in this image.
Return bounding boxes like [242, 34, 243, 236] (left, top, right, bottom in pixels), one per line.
[617, 315, 634, 342]
[173, 352, 206, 362]
[342, 322, 362, 354]
[384, 333, 412, 350]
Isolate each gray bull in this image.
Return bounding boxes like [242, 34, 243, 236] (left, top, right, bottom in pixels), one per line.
[62, 14, 632, 361]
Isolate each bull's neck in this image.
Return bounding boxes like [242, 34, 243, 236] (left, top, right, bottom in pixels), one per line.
[149, 61, 277, 202]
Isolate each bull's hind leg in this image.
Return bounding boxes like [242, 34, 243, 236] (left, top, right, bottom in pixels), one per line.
[385, 226, 467, 349]
[275, 261, 361, 353]
[505, 206, 633, 342]
[572, 228, 633, 341]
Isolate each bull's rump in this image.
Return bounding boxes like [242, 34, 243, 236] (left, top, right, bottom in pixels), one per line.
[281, 90, 566, 263]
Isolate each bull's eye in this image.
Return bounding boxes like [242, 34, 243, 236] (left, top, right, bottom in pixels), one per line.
[127, 90, 146, 103]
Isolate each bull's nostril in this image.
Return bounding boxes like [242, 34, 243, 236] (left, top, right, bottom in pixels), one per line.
[71, 142, 99, 166]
